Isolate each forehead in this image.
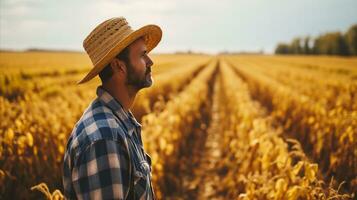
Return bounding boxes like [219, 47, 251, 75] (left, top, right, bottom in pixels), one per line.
[129, 37, 147, 53]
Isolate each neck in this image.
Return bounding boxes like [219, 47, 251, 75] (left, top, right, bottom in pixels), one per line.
[102, 82, 138, 112]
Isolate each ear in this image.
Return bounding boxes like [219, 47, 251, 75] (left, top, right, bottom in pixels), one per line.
[110, 58, 127, 75]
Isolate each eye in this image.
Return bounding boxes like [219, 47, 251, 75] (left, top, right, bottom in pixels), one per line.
[142, 51, 148, 57]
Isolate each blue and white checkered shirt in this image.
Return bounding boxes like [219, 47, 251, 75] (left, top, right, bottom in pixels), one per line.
[63, 86, 155, 200]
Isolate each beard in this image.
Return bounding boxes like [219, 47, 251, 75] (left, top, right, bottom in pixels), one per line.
[125, 61, 153, 90]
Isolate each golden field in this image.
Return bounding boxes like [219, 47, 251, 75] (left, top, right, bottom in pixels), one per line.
[0, 51, 356, 199]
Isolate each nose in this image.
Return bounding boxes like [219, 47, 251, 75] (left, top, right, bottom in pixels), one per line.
[146, 55, 153, 67]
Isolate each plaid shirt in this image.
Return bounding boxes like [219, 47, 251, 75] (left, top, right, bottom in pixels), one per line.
[63, 86, 155, 200]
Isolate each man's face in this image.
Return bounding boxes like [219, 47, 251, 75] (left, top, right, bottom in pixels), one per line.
[125, 38, 154, 90]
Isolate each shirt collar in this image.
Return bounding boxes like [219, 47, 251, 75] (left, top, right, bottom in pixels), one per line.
[96, 86, 142, 136]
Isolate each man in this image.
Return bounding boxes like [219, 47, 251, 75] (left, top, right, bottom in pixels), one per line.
[62, 17, 162, 199]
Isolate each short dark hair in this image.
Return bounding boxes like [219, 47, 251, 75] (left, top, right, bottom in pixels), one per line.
[99, 46, 130, 83]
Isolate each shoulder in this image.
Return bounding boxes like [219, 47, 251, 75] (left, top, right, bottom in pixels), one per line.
[66, 98, 129, 159]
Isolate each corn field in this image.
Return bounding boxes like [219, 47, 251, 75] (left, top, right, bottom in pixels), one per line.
[0, 52, 356, 199]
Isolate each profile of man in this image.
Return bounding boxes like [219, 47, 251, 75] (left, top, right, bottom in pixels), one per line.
[62, 17, 162, 199]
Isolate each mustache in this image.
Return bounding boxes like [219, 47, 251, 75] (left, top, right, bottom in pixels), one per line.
[145, 67, 151, 74]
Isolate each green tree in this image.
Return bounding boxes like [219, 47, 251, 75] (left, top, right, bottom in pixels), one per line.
[345, 24, 357, 55]
[313, 32, 349, 55]
[290, 38, 302, 54]
[303, 36, 311, 54]
[275, 43, 291, 54]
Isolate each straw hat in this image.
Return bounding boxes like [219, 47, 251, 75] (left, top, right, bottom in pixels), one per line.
[78, 17, 162, 84]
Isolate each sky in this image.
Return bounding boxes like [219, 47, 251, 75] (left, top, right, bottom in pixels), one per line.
[0, 0, 357, 54]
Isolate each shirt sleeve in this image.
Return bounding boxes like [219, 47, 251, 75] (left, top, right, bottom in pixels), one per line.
[71, 139, 131, 200]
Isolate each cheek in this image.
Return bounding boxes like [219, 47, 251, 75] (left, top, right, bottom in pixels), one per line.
[138, 58, 147, 72]
[131, 59, 146, 74]
[141, 57, 147, 67]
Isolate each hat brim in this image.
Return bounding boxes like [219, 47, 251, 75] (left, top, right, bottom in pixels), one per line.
[77, 24, 162, 84]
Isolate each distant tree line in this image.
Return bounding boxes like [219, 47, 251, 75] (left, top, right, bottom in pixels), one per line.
[275, 24, 357, 56]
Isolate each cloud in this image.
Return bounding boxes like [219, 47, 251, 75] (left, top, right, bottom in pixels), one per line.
[0, 0, 356, 53]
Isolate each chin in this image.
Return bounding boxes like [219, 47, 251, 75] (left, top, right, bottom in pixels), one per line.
[143, 81, 153, 88]
[144, 77, 153, 87]
[137, 80, 153, 90]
